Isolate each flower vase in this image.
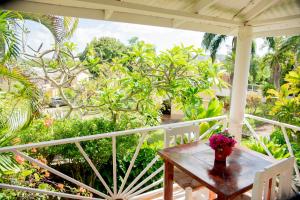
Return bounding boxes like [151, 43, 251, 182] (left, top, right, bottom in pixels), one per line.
[215, 149, 227, 162]
[214, 146, 233, 162]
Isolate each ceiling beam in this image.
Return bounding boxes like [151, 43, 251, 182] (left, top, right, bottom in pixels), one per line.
[242, 0, 281, 22]
[248, 14, 300, 26]
[253, 27, 300, 38]
[1, 0, 234, 35]
[195, 0, 220, 13]
[23, 0, 241, 26]
[172, 19, 186, 28]
[104, 9, 114, 20]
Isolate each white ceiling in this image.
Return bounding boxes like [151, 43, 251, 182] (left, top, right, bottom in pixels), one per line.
[2, 0, 300, 37]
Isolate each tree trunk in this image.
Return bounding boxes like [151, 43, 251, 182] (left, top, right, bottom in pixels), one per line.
[272, 62, 281, 90]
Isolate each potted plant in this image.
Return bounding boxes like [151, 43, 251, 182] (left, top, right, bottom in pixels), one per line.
[209, 130, 236, 162]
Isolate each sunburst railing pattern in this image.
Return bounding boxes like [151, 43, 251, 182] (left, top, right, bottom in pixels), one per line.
[0, 116, 226, 199]
[244, 114, 300, 185]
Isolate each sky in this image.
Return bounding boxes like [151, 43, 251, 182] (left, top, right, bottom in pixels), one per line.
[23, 18, 268, 56]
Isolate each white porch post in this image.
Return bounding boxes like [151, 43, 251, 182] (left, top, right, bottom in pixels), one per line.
[228, 26, 253, 141]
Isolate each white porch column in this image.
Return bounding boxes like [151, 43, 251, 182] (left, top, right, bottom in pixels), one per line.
[228, 26, 253, 141]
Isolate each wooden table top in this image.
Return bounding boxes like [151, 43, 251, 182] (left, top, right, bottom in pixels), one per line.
[158, 141, 275, 199]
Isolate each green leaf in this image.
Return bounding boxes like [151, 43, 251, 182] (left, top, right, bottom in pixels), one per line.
[21, 169, 34, 177]
[38, 183, 50, 190]
[34, 173, 40, 181]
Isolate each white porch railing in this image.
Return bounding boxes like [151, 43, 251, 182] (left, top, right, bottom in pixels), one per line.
[1, 114, 299, 199]
[0, 115, 227, 200]
[244, 114, 300, 185]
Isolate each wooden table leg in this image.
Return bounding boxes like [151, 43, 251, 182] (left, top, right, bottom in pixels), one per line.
[164, 160, 174, 200]
[216, 194, 229, 200]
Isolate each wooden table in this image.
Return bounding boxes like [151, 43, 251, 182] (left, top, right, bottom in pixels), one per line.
[158, 141, 274, 200]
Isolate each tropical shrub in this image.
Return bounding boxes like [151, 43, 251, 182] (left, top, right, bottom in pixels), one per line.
[267, 66, 300, 125]
[0, 154, 92, 199]
[243, 136, 290, 160]
[118, 142, 164, 190]
[12, 117, 163, 194]
[246, 91, 262, 114]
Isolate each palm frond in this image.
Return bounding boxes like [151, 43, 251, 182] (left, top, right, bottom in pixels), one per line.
[63, 17, 79, 40]
[266, 37, 275, 50]
[21, 12, 78, 43]
[209, 35, 226, 62]
[279, 36, 300, 55]
[0, 11, 22, 62]
[0, 65, 40, 130]
[201, 33, 217, 50]
[0, 154, 20, 174]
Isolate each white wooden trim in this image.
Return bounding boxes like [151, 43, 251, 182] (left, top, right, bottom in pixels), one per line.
[198, 122, 220, 140]
[228, 26, 253, 141]
[112, 136, 117, 196]
[249, 14, 300, 26]
[121, 156, 160, 195]
[0, 115, 226, 153]
[75, 142, 113, 196]
[253, 27, 300, 38]
[242, 0, 281, 21]
[172, 19, 186, 28]
[104, 9, 114, 20]
[244, 119, 274, 158]
[0, 184, 103, 200]
[195, 0, 220, 13]
[118, 132, 147, 195]
[245, 114, 300, 131]
[245, 114, 300, 185]
[2, 0, 299, 37]
[3, 0, 241, 26]
[281, 126, 300, 182]
[12, 150, 111, 199]
[125, 166, 164, 197]
[252, 157, 294, 199]
[127, 178, 163, 198]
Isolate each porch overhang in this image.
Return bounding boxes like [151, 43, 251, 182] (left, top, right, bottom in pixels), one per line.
[2, 0, 300, 37]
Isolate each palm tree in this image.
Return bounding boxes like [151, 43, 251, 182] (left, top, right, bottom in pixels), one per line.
[202, 33, 299, 90]
[278, 36, 300, 66]
[263, 36, 299, 90]
[201, 33, 256, 63]
[0, 65, 40, 140]
[0, 11, 22, 63]
[202, 33, 256, 85]
[21, 12, 79, 44]
[0, 10, 79, 63]
[0, 64, 40, 173]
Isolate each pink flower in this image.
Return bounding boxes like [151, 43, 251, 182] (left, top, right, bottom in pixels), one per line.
[209, 132, 236, 151]
[44, 118, 54, 128]
[57, 183, 64, 190]
[15, 155, 25, 165]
